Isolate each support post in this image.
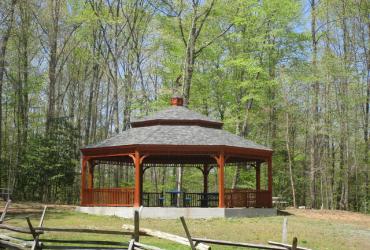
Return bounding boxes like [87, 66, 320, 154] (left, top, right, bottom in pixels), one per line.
[140, 165, 143, 205]
[256, 162, 261, 192]
[87, 161, 94, 189]
[203, 164, 209, 194]
[202, 164, 210, 207]
[218, 152, 225, 208]
[80, 157, 87, 206]
[268, 156, 273, 207]
[134, 151, 141, 207]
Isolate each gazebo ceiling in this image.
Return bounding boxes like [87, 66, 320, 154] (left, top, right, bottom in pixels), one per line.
[81, 97, 272, 162]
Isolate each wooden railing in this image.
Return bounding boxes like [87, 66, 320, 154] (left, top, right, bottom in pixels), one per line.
[142, 192, 164, 207]
[225, 189, 272, 208]
[82, 188, 134, 206]
[81, 188, 271, 208]
[183, 192, 218, 207]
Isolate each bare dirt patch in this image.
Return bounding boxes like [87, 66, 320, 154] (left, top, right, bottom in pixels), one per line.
[285, 207, 370, 227]
[0, 201, 75, 214]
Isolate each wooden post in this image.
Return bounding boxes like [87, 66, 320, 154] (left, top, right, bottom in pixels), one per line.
[134, 151, 141, 207]
[26, 217, 40, 250]
[180, 217, 195, 250]
[140, 165, 144, 205]
[133, 210, 139, 242]
[218, 152, 225, 208]
[282, 217, 288, 244]
[203, 164, 209, 194]
[128, 239, 135, 250]
[39, 206, 47, 228]
[0, 200, 11, 224]
[292, 237, 298, 250]
[256, 162, 261, 192]
[268, 156, 273, 207]
[87, 161, 94, 189]
[80, 157, 87, 206]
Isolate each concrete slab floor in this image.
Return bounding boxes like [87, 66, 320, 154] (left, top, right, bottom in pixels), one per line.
[76, 206, 277, 219]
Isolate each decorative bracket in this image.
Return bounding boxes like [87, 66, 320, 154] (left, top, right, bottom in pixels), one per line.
[129, 152, 149, 165]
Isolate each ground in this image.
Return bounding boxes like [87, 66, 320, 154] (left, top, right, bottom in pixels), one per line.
[1, 202, 370, 250]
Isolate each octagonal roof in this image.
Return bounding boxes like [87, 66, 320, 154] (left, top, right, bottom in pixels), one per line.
[82, 97, 272, 158]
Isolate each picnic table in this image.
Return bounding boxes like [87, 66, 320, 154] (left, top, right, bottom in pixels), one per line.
[166, 190, 184, 207]
[272, 196, 288, 209]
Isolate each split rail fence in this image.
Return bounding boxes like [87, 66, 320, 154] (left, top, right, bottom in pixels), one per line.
[1, 201, 312, 250]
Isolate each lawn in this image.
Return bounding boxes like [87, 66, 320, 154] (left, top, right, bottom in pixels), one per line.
[1, 202, 370, 250]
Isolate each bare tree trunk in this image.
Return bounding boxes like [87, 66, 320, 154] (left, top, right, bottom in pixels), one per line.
[123, 67, 133, 131]
[85, 28, 101, 145]
[339, 0, 350, 210]
[232, 100, 251, 189]
[46, 0, 61, 134]
[19, 0, 30, 146]
[309, 0, 319, 209]
[0, 0, 16, 165]
[182, 16, 196, 106]
[285, 111, 297, 207]
[361, 18, 370, 213]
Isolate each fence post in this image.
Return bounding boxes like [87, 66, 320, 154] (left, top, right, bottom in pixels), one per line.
[133, 210, 140, 242]
[292, 237, 298, 250]
[282, 217, 288, 244]
[0, 200, 11, 224]
[180, 216, 195, 250]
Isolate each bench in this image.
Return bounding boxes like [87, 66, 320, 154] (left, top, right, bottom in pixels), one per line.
[272, 196, 288, 210]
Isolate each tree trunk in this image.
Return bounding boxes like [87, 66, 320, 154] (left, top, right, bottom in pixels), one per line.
[20, 0, 30, 146]
[46, 0, 61, 134]
[85, 28, 100, 145]
[285, 112, 297, 208]
[0, 0, 16, 165]
[123, 68, 133, 131]
[182, 5, 197, 107]
[339, 0, 350, 210]
[309, 0, 319, 209]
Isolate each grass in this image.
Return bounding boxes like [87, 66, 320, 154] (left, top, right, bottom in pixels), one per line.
[1, 202, 370, 250]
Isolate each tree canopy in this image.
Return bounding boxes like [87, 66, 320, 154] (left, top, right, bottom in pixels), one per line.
[0, 0, 368, 212]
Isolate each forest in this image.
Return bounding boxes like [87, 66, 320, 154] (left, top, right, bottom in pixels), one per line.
[0, 0, 368, 213]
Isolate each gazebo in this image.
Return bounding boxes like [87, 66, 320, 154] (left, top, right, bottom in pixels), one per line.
[79, 97, 275, 218]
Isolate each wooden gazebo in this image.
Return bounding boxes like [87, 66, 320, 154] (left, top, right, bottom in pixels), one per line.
[80, 97, 273, 209]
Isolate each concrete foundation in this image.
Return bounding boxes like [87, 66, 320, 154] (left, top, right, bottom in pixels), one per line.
[76, 206, 277, 219]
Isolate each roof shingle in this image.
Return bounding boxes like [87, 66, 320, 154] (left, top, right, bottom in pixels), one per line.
[85, 125, 271, 151]
[131, 106, 223, 128]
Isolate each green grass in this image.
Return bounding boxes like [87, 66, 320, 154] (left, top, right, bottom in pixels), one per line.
[1, 204, 370, 250]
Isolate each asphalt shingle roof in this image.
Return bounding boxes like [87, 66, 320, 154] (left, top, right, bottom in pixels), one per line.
[85, 125, 271, 151]
[131, 106, 222, 126]
[84, 105, 271, 151]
